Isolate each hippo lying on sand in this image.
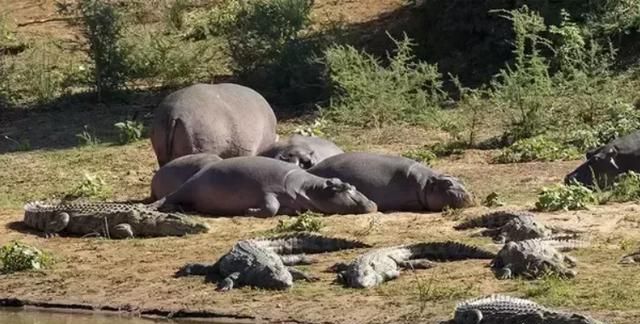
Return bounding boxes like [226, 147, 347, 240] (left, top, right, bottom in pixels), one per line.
[260, 134, 344, 169]
[150, 153, 222, 200]
[308, 152, 473, 212]
[151, 83, 278, 166]
[565, 130, 640, 188]
[148, 156, 377, 217]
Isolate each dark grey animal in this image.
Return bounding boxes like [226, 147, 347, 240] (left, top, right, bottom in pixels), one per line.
[619, 251, 640, 264]
[448, 294, 603, 324]
[331, 241, 495, 288]
[176, 233, 371, 290]
[150, 153, 222, 200]
[491, 238, 585, 280]
[259, 134, 344, 169]
[23, 201, 210, 239]
[565, 130, 640, 188]
[455, 210, 554, 243]
[308, 152, 473, 212]
[149, 156, 377, 217]
[150, 83, 278, 166]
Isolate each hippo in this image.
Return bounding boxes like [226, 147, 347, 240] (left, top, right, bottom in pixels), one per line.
[148, 156, 377, 217]
[307, 152, 473, 212]
[565, 131, 640, 188]
[150, 83, 278, 167]
[150, 153, 222, 200]
[259, 134, 344, 169]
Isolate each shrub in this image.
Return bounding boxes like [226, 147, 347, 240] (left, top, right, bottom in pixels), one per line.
[494, 136, 581, 164]
[114, 120, 144, 144]
[402, 148, 436, 165]
[535, 183, 596, 211]
[80, 0, 128, 101]
[0, 241, 52, 274]
[180, 0, 242, 39]
[65, 172, 112, 200]
[482, 192, 506, 208]
[324, 34, 446, 128]
[608, 171, 640, 202]
[275, 212, 324, 233]
[293, 117, 329, 137]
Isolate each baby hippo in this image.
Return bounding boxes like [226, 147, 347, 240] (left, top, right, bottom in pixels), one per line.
[260, 134, 344, 169]
[148, 156, 377, 217]
[308, 152, 473, 212]
[150, 153, 222, 200]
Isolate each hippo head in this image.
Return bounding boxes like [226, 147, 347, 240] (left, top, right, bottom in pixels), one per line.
[425, 175, 473, 211]
[275, 144, 317, 169]
[307, 178, 377, 214]
[564, 146, 620, 188]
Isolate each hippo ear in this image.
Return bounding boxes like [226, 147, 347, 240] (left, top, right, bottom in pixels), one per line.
[600, 147, 620, 170]
[325, 178, 348, 191]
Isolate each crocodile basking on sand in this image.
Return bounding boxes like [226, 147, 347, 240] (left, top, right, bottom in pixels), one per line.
[23, 201, 210, 239]
[331, 241, 496, 288]
[454, 210, 581, 243]
[175, 232, 371, 290]
[491, 238, 585, 280]
[446, 294, 603, 324]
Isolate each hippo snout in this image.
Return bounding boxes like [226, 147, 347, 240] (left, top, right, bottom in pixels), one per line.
[360, 200, 378, 214]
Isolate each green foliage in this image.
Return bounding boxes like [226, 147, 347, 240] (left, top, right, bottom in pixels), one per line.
[293, 117, 329, 137]
[521, 272, 576, 303]
[585, 0, 640, 38]
[608, 171, 640, 202]
[482, 192, 505, 208]
[76, 125, 101, 146]
[402, 148, 436, 165]
[80, 0, 128, 100]
[535, 182, 596, 211]
[494, 136, 581, 164]
[164, 0, 191, 31]
[65, 172, 112, 200]
[0, 241, 52, 274]
[181, 0, 242, 39]
[114, 120, 144, 144]
[323, 34, 446, 128]
[275, 212, 324, 233]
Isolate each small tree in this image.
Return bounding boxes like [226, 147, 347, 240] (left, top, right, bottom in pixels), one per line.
[80, 0, 128, 101]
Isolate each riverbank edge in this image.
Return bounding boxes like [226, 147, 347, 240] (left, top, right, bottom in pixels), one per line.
[0, 297, 322, 323]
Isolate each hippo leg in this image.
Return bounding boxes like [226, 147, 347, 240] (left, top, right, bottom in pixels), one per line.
[246, 193, 280, 218]
[289, 267, 319, 282]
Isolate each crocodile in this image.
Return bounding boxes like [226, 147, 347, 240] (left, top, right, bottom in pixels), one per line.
[454, 210, 581, 243]
[491, 238, 586, 280]
[331, 241, 496, 288]
[175, 233, 371, 290]
[447, 294, 603, 324]
[619, 251, 640, 264]
[23, 201, 210, 239]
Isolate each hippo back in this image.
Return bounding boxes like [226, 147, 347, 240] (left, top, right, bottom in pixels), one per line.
[151, 83, 278, 166]
[150, 153, 222, 200]
[260, 134, 344, 168]
[308, 152, 426, 211]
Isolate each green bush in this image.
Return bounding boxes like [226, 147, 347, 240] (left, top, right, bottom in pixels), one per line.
[535, 183, 596, 211]
[275, 212, 324, 233]
[324, 34, 446, 128]
[180, 0, 242, 39]
[65, 172, 112, 200]
[0, 241, 52, 274]
[293, 117, 329, 137]
[608, 171, 640, 202]
[402, 148, 436, 165]
[494, 136, 581, 164]
[114, 120, 144, 144]
[80, 0, 128, 100]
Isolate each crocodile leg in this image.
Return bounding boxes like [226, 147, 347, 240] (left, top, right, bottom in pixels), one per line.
[288, 267, 319, 282]
[496, 265, 513, 280]
[280, 254, 316, 265]
[397, 259, 437, 270]
[111, 223, 135, 239]
[44, 212, 70, 238]
[246, 194, 280, 218]
[216, 272, 241, 291]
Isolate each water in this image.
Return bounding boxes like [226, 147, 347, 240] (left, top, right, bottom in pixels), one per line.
[0, 308, 166, 324]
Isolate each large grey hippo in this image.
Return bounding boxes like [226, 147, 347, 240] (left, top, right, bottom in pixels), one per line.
[565, 131, 640, 188]
[307, 152, 473, 212]
[148, 156, 377, 217]
[150, 83, 278, 166]
[259, 134, 344, 169]
[150, 153, 222, 200]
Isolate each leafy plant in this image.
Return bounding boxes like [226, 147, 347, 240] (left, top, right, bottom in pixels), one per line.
[608, 171, 640, 202]
[323, 33, 446, 128]
[0, 241, 53, 274]
[482, 192, 506, 208]
[65, 172, 112, 200]
[402, 148, 436, 165]
[76, 125, 101, 146]
[535, 182, 596, 211]
[293, 117, 329, 137]
[494, 136, 581, 163]
[181, 0, 242, 39]
[275, 212, 324, 233]
[114, 120, 144, 144]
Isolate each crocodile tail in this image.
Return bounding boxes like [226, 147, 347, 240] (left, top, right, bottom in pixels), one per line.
[256, 232, 371, 255]
[455, 294, 546, 313]
[525, 237, 589, 251]
[454, 210, 532, 230]
[409, 241, 496, 261]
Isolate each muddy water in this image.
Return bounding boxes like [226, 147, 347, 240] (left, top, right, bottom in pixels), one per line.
[0, 308, 168, 324]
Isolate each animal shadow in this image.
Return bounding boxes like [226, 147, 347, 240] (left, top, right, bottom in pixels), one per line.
[5, 221, 44, 237]
[174, 263, 221, 285]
